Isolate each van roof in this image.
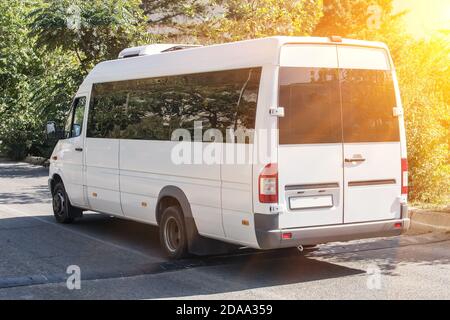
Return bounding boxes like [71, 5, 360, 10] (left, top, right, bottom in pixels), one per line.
[77, 36, 389, 94]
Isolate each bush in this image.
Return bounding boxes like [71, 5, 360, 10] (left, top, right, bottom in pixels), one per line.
[396, 37, 450, 204]
[0, 121, 34, 160]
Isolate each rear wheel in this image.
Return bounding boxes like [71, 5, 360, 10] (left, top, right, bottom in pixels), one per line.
[52, 182, 82, 224]
[160, 206, 188, 259]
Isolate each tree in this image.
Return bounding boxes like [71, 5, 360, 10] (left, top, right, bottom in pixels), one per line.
[166, 0, 324, 43]
[28, 0, 153, 74]
[395, 37, 450, 204]
[0, 0, 45, 159]
[313, 0, 398, 36]
[142, 0, 211, 41]
[0, 0, 155, 160]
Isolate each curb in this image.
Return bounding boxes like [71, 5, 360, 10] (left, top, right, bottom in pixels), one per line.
[409, 208, 450, 233]
[24, 155, 50, 167]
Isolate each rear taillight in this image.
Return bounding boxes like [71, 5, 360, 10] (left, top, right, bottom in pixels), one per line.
[282, 232, 292, 240]
[401, 158, 408, 197]
[259, 163, 278, 203]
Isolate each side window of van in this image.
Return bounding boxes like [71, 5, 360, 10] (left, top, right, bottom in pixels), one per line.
[64, 108, 74, 139]
[123, 68, 261, 142]
[65, 96, 86, 139]
[87, 82, 128, 138]
[87, 68, 261, 143]
[71, 97, 86, 138]
[124, 76, 189, 141]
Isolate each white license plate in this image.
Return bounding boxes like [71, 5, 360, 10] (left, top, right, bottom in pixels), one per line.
[289, 195, 333, 210]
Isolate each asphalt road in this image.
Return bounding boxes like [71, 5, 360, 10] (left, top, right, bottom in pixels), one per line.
[0, 159, 449, 300]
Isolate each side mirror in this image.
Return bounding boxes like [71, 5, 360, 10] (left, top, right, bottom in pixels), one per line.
[46, 121, 56, 136]
[72, 124, 81, 137]
[46, 121, 65, 139]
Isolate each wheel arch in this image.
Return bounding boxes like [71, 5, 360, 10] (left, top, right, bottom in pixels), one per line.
[49, 173, 63, 194]
[155, 185, 238, 256]
[156, 185, 193, 226]
[49, 173, 76, 210]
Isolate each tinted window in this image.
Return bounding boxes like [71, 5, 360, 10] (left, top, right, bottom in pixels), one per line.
[64, 108, 73, 139]
[87, 68, 261, 143]
[340, 69, 399, 142]
[72, 97, 86, 137]
[65, 96, 86, 139]
[123, 77, 177, 141]
[87, 82, 128, 138]
[279, 67, 342, 144]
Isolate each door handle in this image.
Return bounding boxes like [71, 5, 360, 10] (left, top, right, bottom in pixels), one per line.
[75, 147, 83, 152]
[345, 157, 366, 163]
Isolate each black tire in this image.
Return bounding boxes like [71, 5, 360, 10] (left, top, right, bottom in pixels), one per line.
[52, 182, 82, 224]
[159, 206, 188, 259]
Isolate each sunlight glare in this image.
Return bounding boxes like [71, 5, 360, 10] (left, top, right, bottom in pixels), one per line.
[394, 0, 450, 38]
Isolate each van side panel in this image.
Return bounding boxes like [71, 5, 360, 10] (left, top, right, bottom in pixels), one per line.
[220, 65, 273, 248]
[119, 140, 224, 238]
[221, 143, 256, 246]
[85, 138, 122, 215]
[252, 65, 279, 217]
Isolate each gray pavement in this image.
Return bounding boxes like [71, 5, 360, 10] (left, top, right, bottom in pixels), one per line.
[0, 159, 449, 299]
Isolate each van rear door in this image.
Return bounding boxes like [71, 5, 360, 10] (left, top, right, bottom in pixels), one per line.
[277, 44, 402, 229]
[337, 46, 402, 223]
[278, 44, 343, 228]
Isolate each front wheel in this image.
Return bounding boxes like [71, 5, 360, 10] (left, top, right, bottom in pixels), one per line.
[159, 206, 188, 259]
[52, 182, 82, 224]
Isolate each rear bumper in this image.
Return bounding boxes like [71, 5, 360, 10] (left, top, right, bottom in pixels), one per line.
[255, 215, 410, 250]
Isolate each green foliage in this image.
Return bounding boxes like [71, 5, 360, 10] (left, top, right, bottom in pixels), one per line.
[28, 0, 154, 73]
[143, 0, 211, 38]
[192, 0, 324, 43]
[314, 0, 399, 38]
[0, 0, 43, 160]
[0, 0, 153, 159]
[395, 37, 449, 204]
[27, 0, 155, 126]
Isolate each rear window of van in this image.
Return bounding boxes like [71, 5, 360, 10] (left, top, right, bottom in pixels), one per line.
[279, 67, 400, 144]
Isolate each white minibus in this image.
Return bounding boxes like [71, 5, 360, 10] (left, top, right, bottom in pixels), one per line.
[47, 36, 410, 258]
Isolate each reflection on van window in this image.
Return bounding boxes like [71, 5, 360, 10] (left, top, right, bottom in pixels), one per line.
[72, 97, 86, 138]
[279, 67, 400, 145]
[340, 69, 399, 142]
[87, 82, 128, 139]
[87, 68, 261, 142]
[65, 96, 86, 139]
[279, 67, 342, 144]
